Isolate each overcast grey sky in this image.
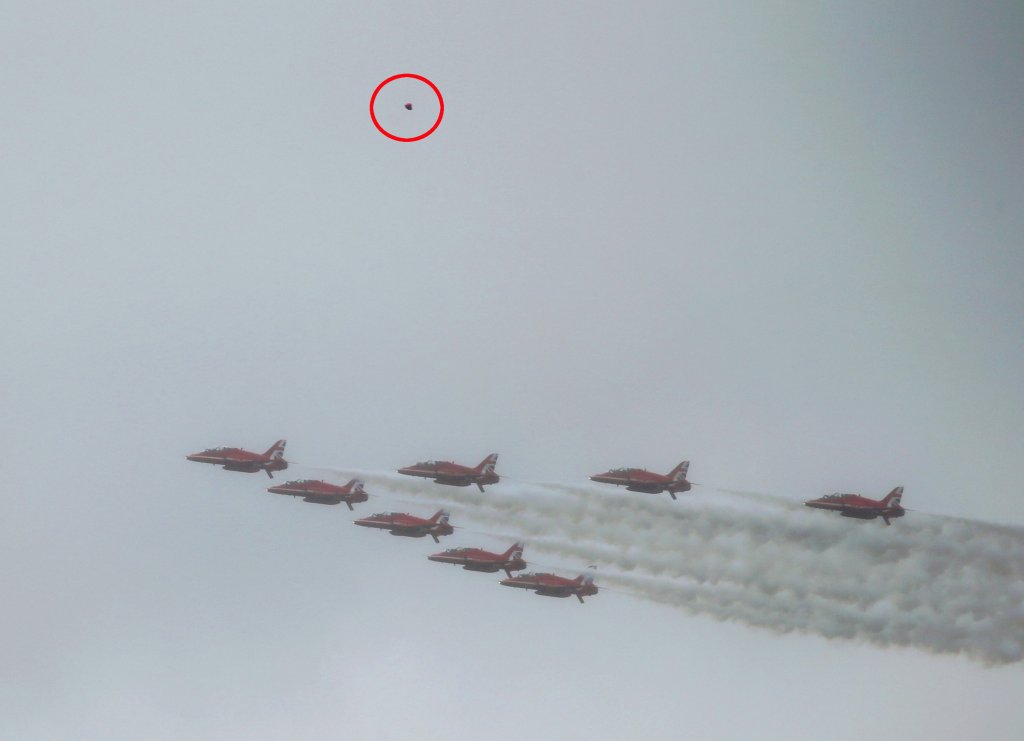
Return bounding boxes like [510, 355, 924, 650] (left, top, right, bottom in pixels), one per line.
[2, 2, 1023, 739]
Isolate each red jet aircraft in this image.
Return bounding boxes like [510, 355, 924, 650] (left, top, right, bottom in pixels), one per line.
[186, 439, 288, 478]
[499, 572, 598, 603]
[353, 509, 454, 543]
[589, 460, 691, 499]
[267, 478, 367, 510]
[397, 453, 499, 492]
[804, 486, 905, 525]
[428, 542, 526, 577]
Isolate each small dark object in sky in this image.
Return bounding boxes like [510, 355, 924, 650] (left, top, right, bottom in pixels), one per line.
[404, 103, 413, 110]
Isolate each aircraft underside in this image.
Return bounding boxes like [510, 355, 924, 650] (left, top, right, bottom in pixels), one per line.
[840, 510, 878, 519]
[223, 463, 260, 473]
[839, 509, 903, 525]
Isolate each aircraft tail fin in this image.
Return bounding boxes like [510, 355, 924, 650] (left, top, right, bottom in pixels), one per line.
[476, 453, 499, 475]
[503, 541, 525, 561]
[264, 439, 287, 460]
[669, 460, 690, 481]
[576, 573, 595, 603]
[350, 479, 365, 493]
[882, 486, 904, 507]
[569, 573, 596, 587]
[428, 510, 450, 543]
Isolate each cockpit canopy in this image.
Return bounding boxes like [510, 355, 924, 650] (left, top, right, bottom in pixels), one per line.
[822, 493, 851, 500]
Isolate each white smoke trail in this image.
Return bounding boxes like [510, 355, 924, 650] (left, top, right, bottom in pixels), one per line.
[321, 468, 1024, 665]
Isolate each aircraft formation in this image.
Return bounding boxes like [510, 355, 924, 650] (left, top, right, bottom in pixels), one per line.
[186, 440, 907, 605]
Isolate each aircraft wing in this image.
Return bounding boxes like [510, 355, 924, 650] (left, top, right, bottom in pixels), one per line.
[840, 506, 885, 518]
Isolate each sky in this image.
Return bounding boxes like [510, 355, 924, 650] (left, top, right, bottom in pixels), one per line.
[2, 2, 1023, 739]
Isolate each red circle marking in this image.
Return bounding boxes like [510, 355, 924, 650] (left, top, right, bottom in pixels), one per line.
[370, 73, 444, 142]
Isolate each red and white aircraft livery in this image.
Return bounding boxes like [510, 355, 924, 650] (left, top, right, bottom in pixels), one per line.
[428, 542, 526, 578]
[589, 460, 691, 500]
[267, 478, 367, 510]
[353, 509, 454, 543]
[397, 453, 499, 492]
[804, 486, 905, 525]
[499, 572, 598, 604]
[186, 440, 288, 478]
